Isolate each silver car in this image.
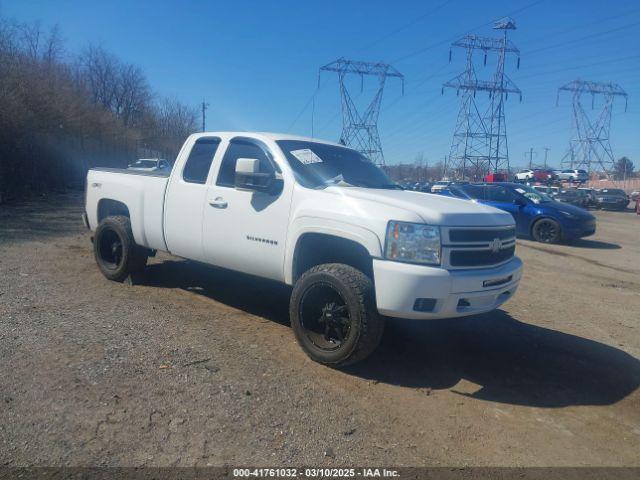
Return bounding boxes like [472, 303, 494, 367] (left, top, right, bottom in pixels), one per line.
[558, 169, 589, 183]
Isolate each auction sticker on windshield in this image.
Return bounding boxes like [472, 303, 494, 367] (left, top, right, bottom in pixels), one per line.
[291, 149, 323, 165]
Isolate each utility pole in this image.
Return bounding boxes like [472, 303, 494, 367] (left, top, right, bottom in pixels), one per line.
[557, 80, 628, 177]
[543, 147, 550, 169]
[524, 148, 536, 169]
[201, 99, 209, 132]
[319, 58, 404, 166]
[443, 17, 521, 181]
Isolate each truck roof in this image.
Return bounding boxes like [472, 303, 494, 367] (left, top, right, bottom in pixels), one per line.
[193, 131, 344, 147]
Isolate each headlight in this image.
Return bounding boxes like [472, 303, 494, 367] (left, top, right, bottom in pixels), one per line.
[385, 221, 441, 265]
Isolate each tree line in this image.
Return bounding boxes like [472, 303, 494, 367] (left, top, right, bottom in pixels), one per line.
[0, 15, 198, 202]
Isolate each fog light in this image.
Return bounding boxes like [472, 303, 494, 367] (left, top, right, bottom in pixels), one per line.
[413, 298, 437, 312]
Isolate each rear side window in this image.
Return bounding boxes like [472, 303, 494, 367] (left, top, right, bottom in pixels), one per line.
[183, 137, 221, 184]
[217, 138, 274, 187]
[459, 184, 486, 200]
[486, 185, 515, 202]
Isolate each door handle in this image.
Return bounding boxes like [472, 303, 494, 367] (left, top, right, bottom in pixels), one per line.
[208, 197, 228, 208]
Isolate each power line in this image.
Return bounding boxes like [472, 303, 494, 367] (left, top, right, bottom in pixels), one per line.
[557, 79, 629, 175]
[286, 77, 331, 133]
[392, 0, 546, 63]
[444, 17, 521, 180]
[319, 58, 404, 166]
[356, 0, 455, 53]
[524, 21, 640, 56]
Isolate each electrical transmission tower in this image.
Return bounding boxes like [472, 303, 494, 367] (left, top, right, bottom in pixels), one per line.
[443, 18, 521, 180]
[557, 80, 628, 176]
[319, 58, 404, 166]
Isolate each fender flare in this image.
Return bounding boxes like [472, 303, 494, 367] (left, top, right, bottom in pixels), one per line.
[284, 217, 383, 285]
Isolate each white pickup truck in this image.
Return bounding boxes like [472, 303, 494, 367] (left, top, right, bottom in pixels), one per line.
[84, 132, 522, 366]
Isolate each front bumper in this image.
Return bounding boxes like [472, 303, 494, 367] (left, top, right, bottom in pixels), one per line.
[597, 200, 629, 210]
[563, 217, 596, 239]
[373, 257, 523, 320]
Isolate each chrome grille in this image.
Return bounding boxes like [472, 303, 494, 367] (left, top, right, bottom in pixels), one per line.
[442, 226, 516, 269]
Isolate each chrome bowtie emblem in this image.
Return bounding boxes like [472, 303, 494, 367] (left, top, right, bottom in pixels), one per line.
[490, 238, 502, 253]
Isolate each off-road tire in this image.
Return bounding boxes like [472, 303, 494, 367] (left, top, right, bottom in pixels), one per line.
[289, 263, 384, 367]
[531, 217, 562, 244]
[93, 215, 148, 282]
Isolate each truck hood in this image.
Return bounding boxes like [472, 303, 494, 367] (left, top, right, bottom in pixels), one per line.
[326, 187, 514, 227]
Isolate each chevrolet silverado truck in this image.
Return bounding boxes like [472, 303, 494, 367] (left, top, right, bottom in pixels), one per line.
[84, 132, 523, 366]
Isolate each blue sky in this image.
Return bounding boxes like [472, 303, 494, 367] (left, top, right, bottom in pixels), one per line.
[2, 0, 639, 168]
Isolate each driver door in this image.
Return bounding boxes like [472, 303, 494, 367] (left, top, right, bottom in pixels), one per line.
[484, 185, 524, 227]
[202, 137, 293, 282]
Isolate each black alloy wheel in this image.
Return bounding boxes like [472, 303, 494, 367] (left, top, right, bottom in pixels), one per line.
[93, 216, 147, 282]
[299, 282, 351, 351]
[97, 228, 124, 270]
[532, 218, 561, 244]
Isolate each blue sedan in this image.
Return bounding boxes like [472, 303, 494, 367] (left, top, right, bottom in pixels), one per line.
[441, 182, 596, 243]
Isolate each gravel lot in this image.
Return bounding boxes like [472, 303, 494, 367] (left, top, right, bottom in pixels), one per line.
[1, 193, 639, 467]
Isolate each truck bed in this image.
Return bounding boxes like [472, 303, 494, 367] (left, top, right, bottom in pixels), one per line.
[91, 167, 171, 178]
[86, 167, 170, 252]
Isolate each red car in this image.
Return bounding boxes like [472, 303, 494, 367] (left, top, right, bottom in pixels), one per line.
[484, 172, 509, 182]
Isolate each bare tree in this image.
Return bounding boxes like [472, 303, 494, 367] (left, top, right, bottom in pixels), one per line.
[0, 15, 198, 200]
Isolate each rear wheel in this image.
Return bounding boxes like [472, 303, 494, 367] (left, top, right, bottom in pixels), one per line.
[290, 263, 384, 367]
[93, 216, 147, 282]
[532, 218, 562, 244]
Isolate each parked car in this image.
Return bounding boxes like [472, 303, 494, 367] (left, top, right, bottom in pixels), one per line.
[557, 169, 589, 183]
[514, 169, 549, 183]
[128, 158, 171, 172]
[554, 189, 589, 208]
[533, 185, 561, 198]
[415, 182, 433, 193]
[594, 188, 630, 211]
[532, 185, 552, 195]
[442, 182, 596, 243]
[577, 187, 598, 207]
[484, 172, 508, 183]
[430, 180, 452, 193]
[84, 132, 522, 366]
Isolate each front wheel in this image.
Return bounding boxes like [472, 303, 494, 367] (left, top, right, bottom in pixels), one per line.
[532, 218, 562, 244]
[289, 264, 384, 367]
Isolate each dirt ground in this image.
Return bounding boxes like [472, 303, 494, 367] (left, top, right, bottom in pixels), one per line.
[1, 193, 639, 467]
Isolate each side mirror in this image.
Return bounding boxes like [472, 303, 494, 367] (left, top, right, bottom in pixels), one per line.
[514, 197, 527, 207]
[234, 158, 274, 193]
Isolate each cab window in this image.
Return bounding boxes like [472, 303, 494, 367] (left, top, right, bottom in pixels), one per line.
[183, 137, 221, 184]
[217, 138, 275, 188]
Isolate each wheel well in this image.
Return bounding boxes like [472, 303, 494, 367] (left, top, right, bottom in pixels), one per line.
[97, 199, 130, 223]
[292, 233, 373, 282]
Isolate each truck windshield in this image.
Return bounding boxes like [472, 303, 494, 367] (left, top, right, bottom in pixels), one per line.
[276, 140, 401, 189]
